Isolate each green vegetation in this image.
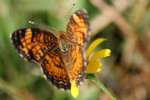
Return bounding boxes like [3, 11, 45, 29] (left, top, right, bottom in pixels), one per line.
[0, 0, 150, 100]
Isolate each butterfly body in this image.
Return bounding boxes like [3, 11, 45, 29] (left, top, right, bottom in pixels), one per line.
[11, 10, 89, 89]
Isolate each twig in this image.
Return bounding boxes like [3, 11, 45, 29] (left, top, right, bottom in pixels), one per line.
[90, 0, 132, 37]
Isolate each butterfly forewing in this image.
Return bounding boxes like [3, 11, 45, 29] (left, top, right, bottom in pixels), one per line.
[11, 28, 58, 63]
[66, 10, 89, 45]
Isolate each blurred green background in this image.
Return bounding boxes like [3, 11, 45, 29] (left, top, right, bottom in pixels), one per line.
[0, 0, 150, 100]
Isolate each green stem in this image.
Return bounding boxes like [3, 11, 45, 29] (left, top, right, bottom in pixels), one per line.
[94, 80, 117, 100]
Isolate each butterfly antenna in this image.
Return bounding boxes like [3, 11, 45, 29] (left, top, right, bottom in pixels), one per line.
[65, 0, 77, 20]
[27, 20, 58, 34]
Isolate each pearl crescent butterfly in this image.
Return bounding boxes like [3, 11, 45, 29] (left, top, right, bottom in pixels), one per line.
[11, 10, 89, 89]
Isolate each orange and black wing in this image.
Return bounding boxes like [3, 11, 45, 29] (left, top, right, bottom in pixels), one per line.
[41, 48, 70, 89]
[67, 45, 86, 85]
[66, 10, 89, 45]
[11, 28, 58, 63]
[11, 27, 70, 89]
[65, 10, 89, 85]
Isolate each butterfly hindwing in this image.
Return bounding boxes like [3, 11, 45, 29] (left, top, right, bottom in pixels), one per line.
[67, 45, 86, 85]
[41, 48, 71, 89]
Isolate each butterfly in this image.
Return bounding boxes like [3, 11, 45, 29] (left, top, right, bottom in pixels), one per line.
[11, 10, 89, 89]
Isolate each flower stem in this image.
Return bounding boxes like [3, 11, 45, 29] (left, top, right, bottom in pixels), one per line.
[94, 80, 117, 100]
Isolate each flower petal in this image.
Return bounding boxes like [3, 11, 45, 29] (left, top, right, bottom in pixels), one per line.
[86, 38, 106, 59]
[86, 59, 102, 73]
[86, 49, 111, 73]
[70, 80, 79, 98]
[92, 49, 111, 60]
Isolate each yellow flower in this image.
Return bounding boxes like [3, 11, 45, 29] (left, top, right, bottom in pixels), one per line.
[70, 38, 111, 97]
[86, 38, 111, 73]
